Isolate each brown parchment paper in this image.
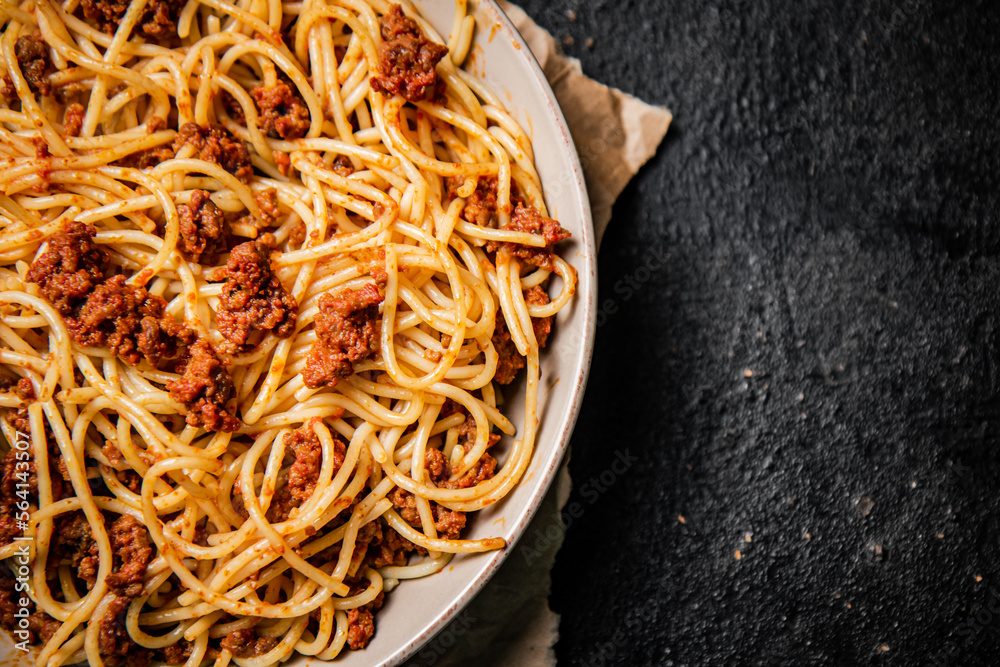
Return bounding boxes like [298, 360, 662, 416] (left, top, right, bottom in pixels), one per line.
[402, 4, 671, 666]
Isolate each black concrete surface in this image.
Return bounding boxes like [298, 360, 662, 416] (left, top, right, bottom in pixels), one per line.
[515, 1, 1000, 665]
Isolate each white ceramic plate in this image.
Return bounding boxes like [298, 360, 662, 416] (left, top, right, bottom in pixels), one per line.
[0, 1, 596, 664]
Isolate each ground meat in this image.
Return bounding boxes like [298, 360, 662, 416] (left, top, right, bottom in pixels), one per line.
[0, 460, 27, 545]
[491, 309, 523, 385]
[367, 524, 420, 567]
[308, 521, 388, 568]
[0, 573, 61, 645]
[230, 484, 250, 521]
[104, 515, 152, 598]
[0, 449, 35, 544]
[433, 409, 499, 490]
[68, 275, 173, 365]
[251, 80, 311, 140]
[310, 535, 342, 565]
[2, 385, 44, 435]
[15, 32, 52, 97]
[80, 0, 183, 40]
[286, 425, 332, 504]
[64, 102, 86, 137]
[111, 115, 172, 165]
[189, 521, 209, 547]
[135, 0, 184, 39]
[215, 240, 298, 353]
[423, 447, 449, 485]
[146, 117, 167, 134]
[370, 4, 449, 102]
[288, 219, 306, 246]
[178, 189, 229, 264]
[389, 487, 420, 527]
[490, 285, 554, 385]
[524, 284, 554, 348]
[31, 610, 61, 645]
[432, 503, 466, 540]
[353, 521, 383, 561]
[102, 439, 123, 466]
[98, 595, 152, 667]
[220, 628, 278, 658]
[174, 122, 253, 183]
[78, 0, 128, 34]
[166, 339, 241, 433]
[0, 75, 15, 100]
[0, 393, 69, 544]
[48, 512, 100, 590]
[0, 382, 69, 545]
[26, 222, 108, 317]
[1, 423, 37, 487]
[222, 188, 282, 233]
[486, 205, 571, 271]
[117, 469, 143, 494]
[254, 188, 281, 228]
[332, 155, 355, 177]
[265, 483, 296, 524]
[268, 424, 346, 522]
[347, 575, 386, 612]
[0, 376, 34, 403]
[116, 141, 176, 169]
[135, 306, 198, 370]
[346, 608, 375, 650]
[274, 150, 291, 176]
[27, 222, 205, 372]
[444, 447, 497, 491]
[32, 138, 49, 160]
[2, 405, 29, 442]
[358, 248, 389, 285]
[447, 176, 499, 227]
[388, 487, 466, 540]
[454, 413, 501, 451]
[220, 91, 246, 124]
[302, 284, 383, 389]
[155, 641, 193, 665]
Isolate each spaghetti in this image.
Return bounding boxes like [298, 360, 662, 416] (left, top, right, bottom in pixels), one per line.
[0, 0, 576, 665]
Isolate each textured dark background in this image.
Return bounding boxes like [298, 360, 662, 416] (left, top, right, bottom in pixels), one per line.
[514, 0, 1000, 665]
